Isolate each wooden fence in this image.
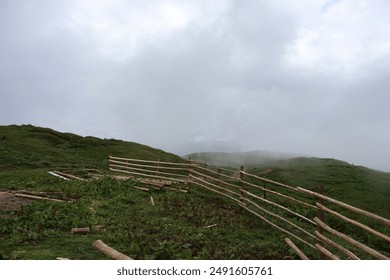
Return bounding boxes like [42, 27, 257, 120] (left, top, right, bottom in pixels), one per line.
[109, 155, 390, 260]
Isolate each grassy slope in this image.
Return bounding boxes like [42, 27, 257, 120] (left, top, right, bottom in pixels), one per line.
[0, 124, 184, 170]
[189, 153, 390, 218]
[1, 125, 389, 259]
[0, 125, 294, 260]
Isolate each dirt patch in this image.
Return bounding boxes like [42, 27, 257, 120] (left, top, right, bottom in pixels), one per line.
[0, 192, 35, 216]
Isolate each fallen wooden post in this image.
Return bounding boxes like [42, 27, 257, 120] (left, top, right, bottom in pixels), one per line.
[53, 171, 87, 181]
[15, 193, 71, 203]
[202, 224, 218, 229]
[92, 240, 132, 260]
[150, 196, 155, 206]
[48, 171, 70, 181]
[70, 227, 90, 235]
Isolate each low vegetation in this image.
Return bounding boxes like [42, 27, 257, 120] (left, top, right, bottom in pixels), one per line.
[0, 125, 389, 259]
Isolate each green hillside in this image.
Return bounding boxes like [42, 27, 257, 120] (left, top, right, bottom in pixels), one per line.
[189, 152, 390, 218]
[0, 125, 388, 259]
[0, 124, 184, 170]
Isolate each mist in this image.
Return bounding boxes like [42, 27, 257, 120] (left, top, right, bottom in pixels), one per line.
[1, 0, 390, 171]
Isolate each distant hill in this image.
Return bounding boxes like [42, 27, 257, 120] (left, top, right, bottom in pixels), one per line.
[186, 150, 301, 167]
[187, 151, 390, 218]
[0, 124, 184, 170]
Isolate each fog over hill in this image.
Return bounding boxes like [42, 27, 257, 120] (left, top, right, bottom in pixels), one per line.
[186, 150, 305, 168]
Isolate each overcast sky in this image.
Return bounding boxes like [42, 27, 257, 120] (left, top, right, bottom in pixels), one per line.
[1, 0, 390, 171]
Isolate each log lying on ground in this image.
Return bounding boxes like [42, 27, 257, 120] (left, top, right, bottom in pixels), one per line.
[53, 171, 87, 181]
[92, 240, 133, 260]
[202, 224, 218, 229]
[56, 257, 70, 260]
[70, 227, 90, 235]
[48, 171, 70, 181]
[150, 196, 155, 206]
[15, 193, 71, 203]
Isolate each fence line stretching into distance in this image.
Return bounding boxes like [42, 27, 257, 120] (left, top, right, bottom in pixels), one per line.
[109, 155, 390, 260]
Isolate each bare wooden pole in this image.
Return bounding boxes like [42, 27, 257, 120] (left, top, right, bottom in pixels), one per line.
[317, 203, 390, 242]
[285, 238, 309, 260]
[314, 217, 389, 260]
[299, 187, 390, 227]
[241, 197, 317, 241]
[15, 193, 71, 203]
[240, 189, 316, 226]
[52, 171, 87, 181]
[315, 231, 360, 260]
[315, 243, 340, 260]
[241, 179, 317, 210]
[110, 155, 189, 166]
[92, 240, 132, 260]
[240, 204, 316, 250]
[70, 227, 90, 235]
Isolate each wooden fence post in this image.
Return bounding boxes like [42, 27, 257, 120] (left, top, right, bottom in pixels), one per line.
[218, 167, 221, 187]
[239, 166, 244, 200]
[156, 158, 160, 177]
[317, 185, 325, 259]
[204, 162, 207, 181]
[188, 157, 192, 187]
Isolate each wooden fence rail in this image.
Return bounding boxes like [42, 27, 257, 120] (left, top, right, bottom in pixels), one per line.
[109, 155, 390, 260]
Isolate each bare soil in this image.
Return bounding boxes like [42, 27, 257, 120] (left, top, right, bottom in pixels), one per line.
[0, 192, 34, 217]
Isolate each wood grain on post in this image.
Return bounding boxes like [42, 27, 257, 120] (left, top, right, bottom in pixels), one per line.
[314, 217, 389, 260]
[92, 240, 132, 260]
[315, 243, 340, 260]
[15, 193, 69, 203]
[70, 227, 90, 235]
[285, 238, 309, 260]
[315, 231, 360, 260]
[316, 203, 390, 242]
[298, 187, 390, 227]
[240, 204, 316, 250]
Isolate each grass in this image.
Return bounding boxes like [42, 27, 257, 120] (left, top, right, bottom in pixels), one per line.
[0, 125, 389, 259]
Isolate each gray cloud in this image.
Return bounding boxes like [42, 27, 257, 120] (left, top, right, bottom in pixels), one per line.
[1, 0, 390, 171]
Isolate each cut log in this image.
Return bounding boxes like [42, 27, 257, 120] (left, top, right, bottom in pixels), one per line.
[150, 196, 155, 206]
[15, 193, 70, 203]
[56, 257, 70, 260]
[202, 224, 218, 229]
[70, 227, 90, 235]
[285, 238, 309, 260]
[48, 171, 70, 181]
[92, 240, 132, 260]
[52, 171, 87, 181]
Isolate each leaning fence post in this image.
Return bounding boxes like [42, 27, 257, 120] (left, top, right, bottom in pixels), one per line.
[317, 185, 325, 259]
[239, 166, 244, 200]
[217, 167, 221, 187]
[188, 157, 192, 187]
[156, 158, 160, 177]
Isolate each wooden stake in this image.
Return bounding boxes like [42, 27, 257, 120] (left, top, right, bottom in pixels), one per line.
[317, 203, 390, 242]
[299, 187, 390, 227]
[315, 231, 360, 260]
[202, 224, 218, 229]
[92, 240, 132, 260]
[314, 217, 389, 260]
[70, 227, 90, 235]
[15, 193, 71, 203]
[315, 243, 340, 260]
[285, 238, 309, 260]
